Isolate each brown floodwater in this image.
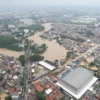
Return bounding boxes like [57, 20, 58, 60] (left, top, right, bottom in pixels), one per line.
[28, 23, 67, 61]
[0, 23, 66, 60]
[0, 48, 24, 58]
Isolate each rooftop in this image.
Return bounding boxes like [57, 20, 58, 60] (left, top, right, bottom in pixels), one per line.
[38, 61, 56, 71]
[57, 67, 98, 99]
[33, 81, 44, 92]
[33, 80, 64, 100]
[58, 67, 93, 89]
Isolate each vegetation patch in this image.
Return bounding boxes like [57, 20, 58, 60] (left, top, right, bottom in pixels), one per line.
[0, 36, 22, 51]
[29, 55, 44, 62]
[31, 44, 47, 54]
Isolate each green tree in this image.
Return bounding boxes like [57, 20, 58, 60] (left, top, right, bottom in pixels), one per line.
[66, 52, 72, 58]
[0, 76, 3, 81]
[86, 31, 94, 37]
[19, 55, 25, 66]
[0, 36, 22, 51]
[19, 24, 45, 32]
[5, 96, 12, 100]
[20, 77, 24, 86]
[89, 62, 95, 66]
[31, 44, 47, 54]
[2, 82, 6, 88]
[36, 92, 46, 100]
[59, 97, 64, 100]
[29, 55, 44, 62]
[7, 70, 11, 74]
[60, 87, 64, 93]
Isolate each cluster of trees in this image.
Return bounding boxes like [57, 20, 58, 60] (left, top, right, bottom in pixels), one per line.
[19, 54, 44, 64]
[66, 52, 72, 58]
[31, 44, 47, 54]
[36, 91, 46, 100]
[5, 96, 12, 100]
[60, 34, 67, 39]
[18, 55, 25, 66]
[89, 61, 100, 68]
[50, 28, 55, 31]
[0, 74, 3, 81]
[0, 36, 22, 51]
[89, 62, 95, 67]
[86, 31, 94, 37]
[94, 70, 100, 78]
[2, 82, 6, 88]
[19, 24, 45, 32]
[57, 40, 63, 45]
[29, 24, 45, 31]
[0, 36, 16, 46]
[20, 77, 24, 86]
[29, 55, 44, 62]
[40, 35, 46, 39]
[12, 31, 24, 37]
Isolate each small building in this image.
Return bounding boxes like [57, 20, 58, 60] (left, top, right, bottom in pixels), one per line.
[13, 76, 18, 80]
[24, 29, 29, 33]
[32, 69, 35, 73]
[45, 88, 52, 95]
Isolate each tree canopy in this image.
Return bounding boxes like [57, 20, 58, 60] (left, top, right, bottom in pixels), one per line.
[66, 52, 72, 58]
[36, 92, 46, 100]
[5, 96, 12, 100]
[0, 36, 22, 51]
[19, 55, 25, 66]
[19, 24, 45, 32]
[31, 44, 47, 54]
[29, 55, 44, 62]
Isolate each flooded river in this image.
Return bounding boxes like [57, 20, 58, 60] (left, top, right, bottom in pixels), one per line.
[0, 23, 66, 60]
[0, 48, 24, 58]
[28, 23, 67, 61]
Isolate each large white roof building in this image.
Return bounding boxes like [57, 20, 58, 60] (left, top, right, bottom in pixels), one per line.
[38, 61, 56, 71]
[56, 67, 97, 99]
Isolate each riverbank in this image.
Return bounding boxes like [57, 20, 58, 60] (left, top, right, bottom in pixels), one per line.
[0, 23, 67, 60]
[28, 23, 67, 61]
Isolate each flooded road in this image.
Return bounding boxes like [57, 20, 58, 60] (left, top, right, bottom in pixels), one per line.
[28, 23, 67, 61]
[0, 48, 24, 58]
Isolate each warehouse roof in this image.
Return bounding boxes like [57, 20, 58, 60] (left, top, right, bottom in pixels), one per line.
[38, 61, 56, 71]
[56, 77, 97, 99]
[57, 67, 98, 99]
[59, 67, 93, 89]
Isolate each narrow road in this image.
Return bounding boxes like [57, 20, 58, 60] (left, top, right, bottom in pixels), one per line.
[22, 40, 32, 100]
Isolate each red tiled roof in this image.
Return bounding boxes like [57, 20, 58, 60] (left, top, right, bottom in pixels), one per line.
[46, 93, 55, 100]
[53, 89, 63, 99]
[34, 81, 63, 100]
[33, 82, 43, 92]
[44, 82, 56, 90]
[8, 86, 20, 93]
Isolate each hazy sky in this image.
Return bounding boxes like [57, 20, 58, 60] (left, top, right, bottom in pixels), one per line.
[0, 0, 100, 7]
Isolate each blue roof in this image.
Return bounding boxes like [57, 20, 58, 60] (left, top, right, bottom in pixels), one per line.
[18, 44, 24, 47]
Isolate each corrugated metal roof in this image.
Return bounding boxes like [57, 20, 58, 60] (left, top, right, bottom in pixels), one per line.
[63, 67, 93, 89]
[38, 61, 55, 71]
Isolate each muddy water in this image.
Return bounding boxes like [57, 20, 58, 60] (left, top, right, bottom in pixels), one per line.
[0, 48, 24, 58]
[28, 23, 67, 61]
